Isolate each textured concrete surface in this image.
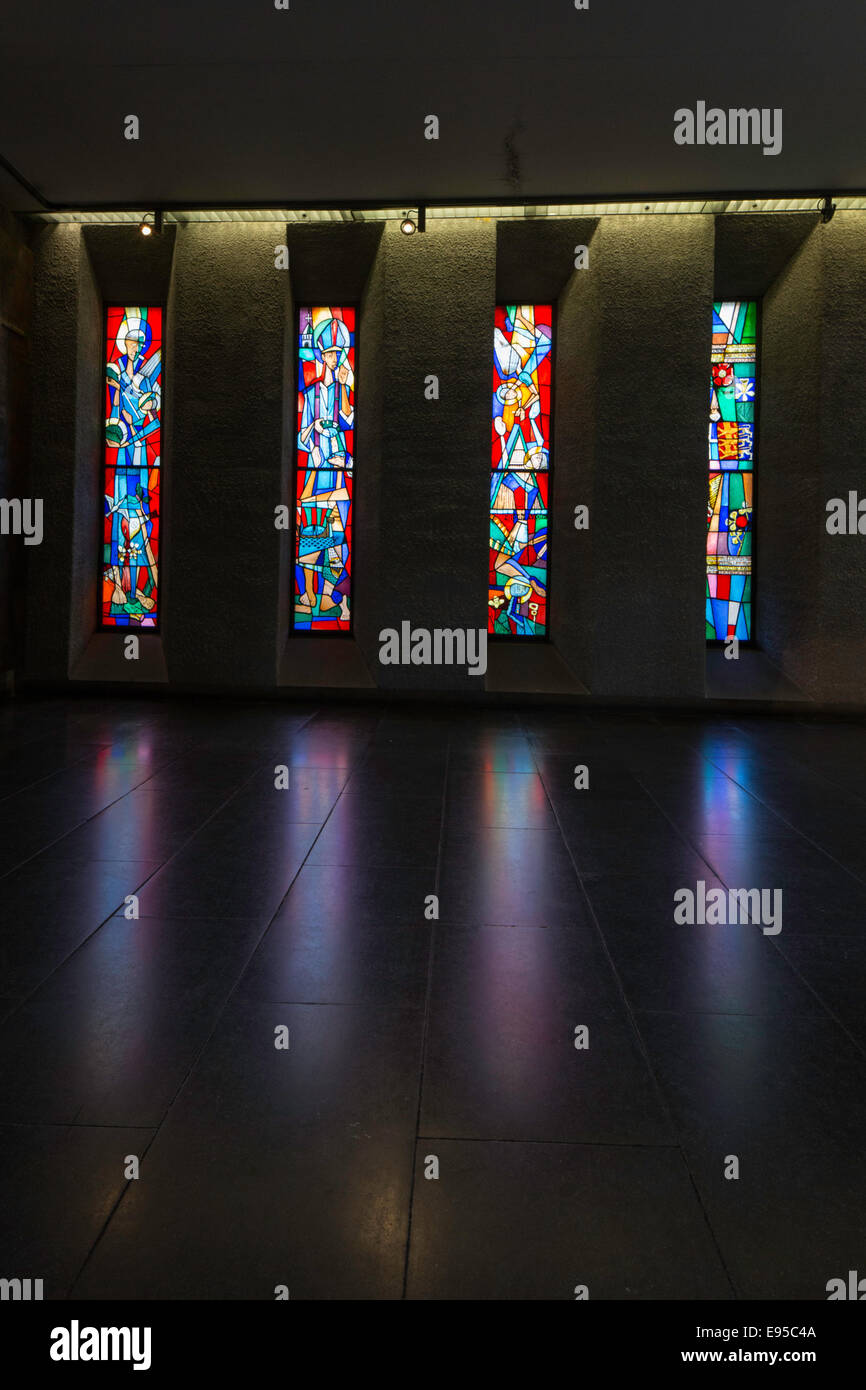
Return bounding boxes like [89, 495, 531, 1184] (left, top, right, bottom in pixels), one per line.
[761, 214, 866, 703]
[715, 213, 819, 300]
[812, 215, 866, 702]
[565, 214, 713, 699]
[556, 223, 600, 690]
[760, 222, 824, 696]
[67, 235, 105, 674]
[496, 218, 599, 304]
[24, 223, 81, 683]
[0, 208, 32, 683]
[167, 222, 282, 688]
[372, 218, 495, 691]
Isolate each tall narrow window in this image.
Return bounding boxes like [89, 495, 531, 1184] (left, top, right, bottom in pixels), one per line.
[102, 305, 162, 628]
[707, 300, 756, 641]
[293, 306, 355, 631]
[489, 304, 552, 637]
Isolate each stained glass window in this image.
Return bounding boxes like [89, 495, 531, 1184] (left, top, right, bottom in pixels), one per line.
[102, 305, 162, 628]
[707, 300, 756, 641]
[489, 304, 552, 637]
[293, 306, 355, 631]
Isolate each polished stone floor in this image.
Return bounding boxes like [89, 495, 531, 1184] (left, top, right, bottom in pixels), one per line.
[1, 696, 865, 1300]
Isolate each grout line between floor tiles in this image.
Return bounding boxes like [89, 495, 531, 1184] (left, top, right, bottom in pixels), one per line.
[65, 1125, 163, 1298]
[399, 735, 449, 1300]
[414, 1135, 684, 1147]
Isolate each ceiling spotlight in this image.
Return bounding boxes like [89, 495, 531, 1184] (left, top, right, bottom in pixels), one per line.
[400, 205, 426, 235]
[819, 194, 836, 223]
[139, 210, 163, 237]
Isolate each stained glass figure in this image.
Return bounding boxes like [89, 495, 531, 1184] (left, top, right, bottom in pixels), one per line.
[293, 306, 355, 631]
[489, 304, 552, 636]
[102, 305, 162, 627]
[707, 300, 756, 641]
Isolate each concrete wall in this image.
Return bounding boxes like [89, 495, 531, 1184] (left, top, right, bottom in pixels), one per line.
[554, 222, 599, 692]
[15, 210, 866, 707]
[372, 218, 495, 691]
[0, 208, 32, 687]
[761, 214, 866, 702]
[562, 214, 714, 700]
[761, 214, 866, 706]
[759, 220, 824, 694]
[167, 221, 280, 687]
[24, 223, 80, 683]
[817, 215, 866, 702]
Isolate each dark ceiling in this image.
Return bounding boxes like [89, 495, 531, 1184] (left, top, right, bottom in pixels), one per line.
[0, 0, 863, 211]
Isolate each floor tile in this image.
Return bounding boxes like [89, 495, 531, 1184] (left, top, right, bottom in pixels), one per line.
[268, 862, 437, 928]
[444, 772, 556, 830]
[438, 828, 587, 927]
[72, 1121, 409, 1300]
[308, 794, 442, 867]
[168, 999, 424, 1132]
[236, 916, 431, 1007]
[420, 926, 671, 1144]
[406, 1140, 731, 1300]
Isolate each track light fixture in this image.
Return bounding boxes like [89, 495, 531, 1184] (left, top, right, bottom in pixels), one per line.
[139, 210, 164, 237]
[399, 204, 426, 235]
